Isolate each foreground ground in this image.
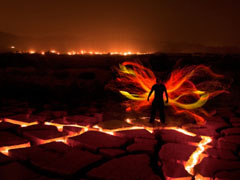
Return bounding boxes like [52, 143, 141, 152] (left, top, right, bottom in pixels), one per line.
[0, 102, 240, 180]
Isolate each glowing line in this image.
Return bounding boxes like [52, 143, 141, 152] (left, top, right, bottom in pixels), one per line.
[184, 136, 212, 175]
[169, 92, 209, 110]
[4, 118, 38, 127]
[0, 142, 31, 156]
[120, 91, 147, 101]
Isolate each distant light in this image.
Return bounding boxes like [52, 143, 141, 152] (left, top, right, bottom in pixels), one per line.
[125, 118, 132, 124]
[123, 51, 132, 56]
[50, 50, 56, 54]
[23, 49, 149, 56]
[10, 46, 15, 49]
[29, 50, 36, 54]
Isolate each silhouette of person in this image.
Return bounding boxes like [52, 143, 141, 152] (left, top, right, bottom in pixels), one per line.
[147, 78, 168, 124]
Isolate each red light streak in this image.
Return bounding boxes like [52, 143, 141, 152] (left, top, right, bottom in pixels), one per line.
[114, 61, 229, 124]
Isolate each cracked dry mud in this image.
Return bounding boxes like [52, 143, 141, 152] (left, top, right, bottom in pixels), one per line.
[0, 107, 240, 180]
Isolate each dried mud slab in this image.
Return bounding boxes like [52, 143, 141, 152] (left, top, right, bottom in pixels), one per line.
[68, 131, 128, 152]
[87, 154, 162, 180]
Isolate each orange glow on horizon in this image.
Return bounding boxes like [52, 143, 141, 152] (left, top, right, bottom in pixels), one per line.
[29, 50, 36, 54]
[15, 49, 150, 56]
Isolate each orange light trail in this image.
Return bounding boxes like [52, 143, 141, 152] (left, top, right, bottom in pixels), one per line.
[114, 61, 229, 124]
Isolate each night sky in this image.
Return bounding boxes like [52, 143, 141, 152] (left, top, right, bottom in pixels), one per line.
[0, 0, 240, 52]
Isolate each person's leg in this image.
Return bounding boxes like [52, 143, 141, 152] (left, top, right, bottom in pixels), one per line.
[149, 103, 157, 123]
[159, 107, 165, 124]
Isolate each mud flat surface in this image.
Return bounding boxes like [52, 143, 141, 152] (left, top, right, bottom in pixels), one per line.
[0, 109, 240, 180]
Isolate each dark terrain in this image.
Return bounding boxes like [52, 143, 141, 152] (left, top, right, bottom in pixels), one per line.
[0, 53, 240, 180]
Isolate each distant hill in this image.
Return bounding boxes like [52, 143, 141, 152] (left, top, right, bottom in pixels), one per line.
[0, 31, 239, 54]
[156, 42, 240, 54]
[0, 32, 18, 52]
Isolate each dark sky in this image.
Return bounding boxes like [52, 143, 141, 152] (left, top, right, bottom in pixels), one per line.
[0, 0, 240, 52]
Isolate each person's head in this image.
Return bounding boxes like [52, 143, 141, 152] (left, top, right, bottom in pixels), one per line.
[156, 78, 161, 84]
